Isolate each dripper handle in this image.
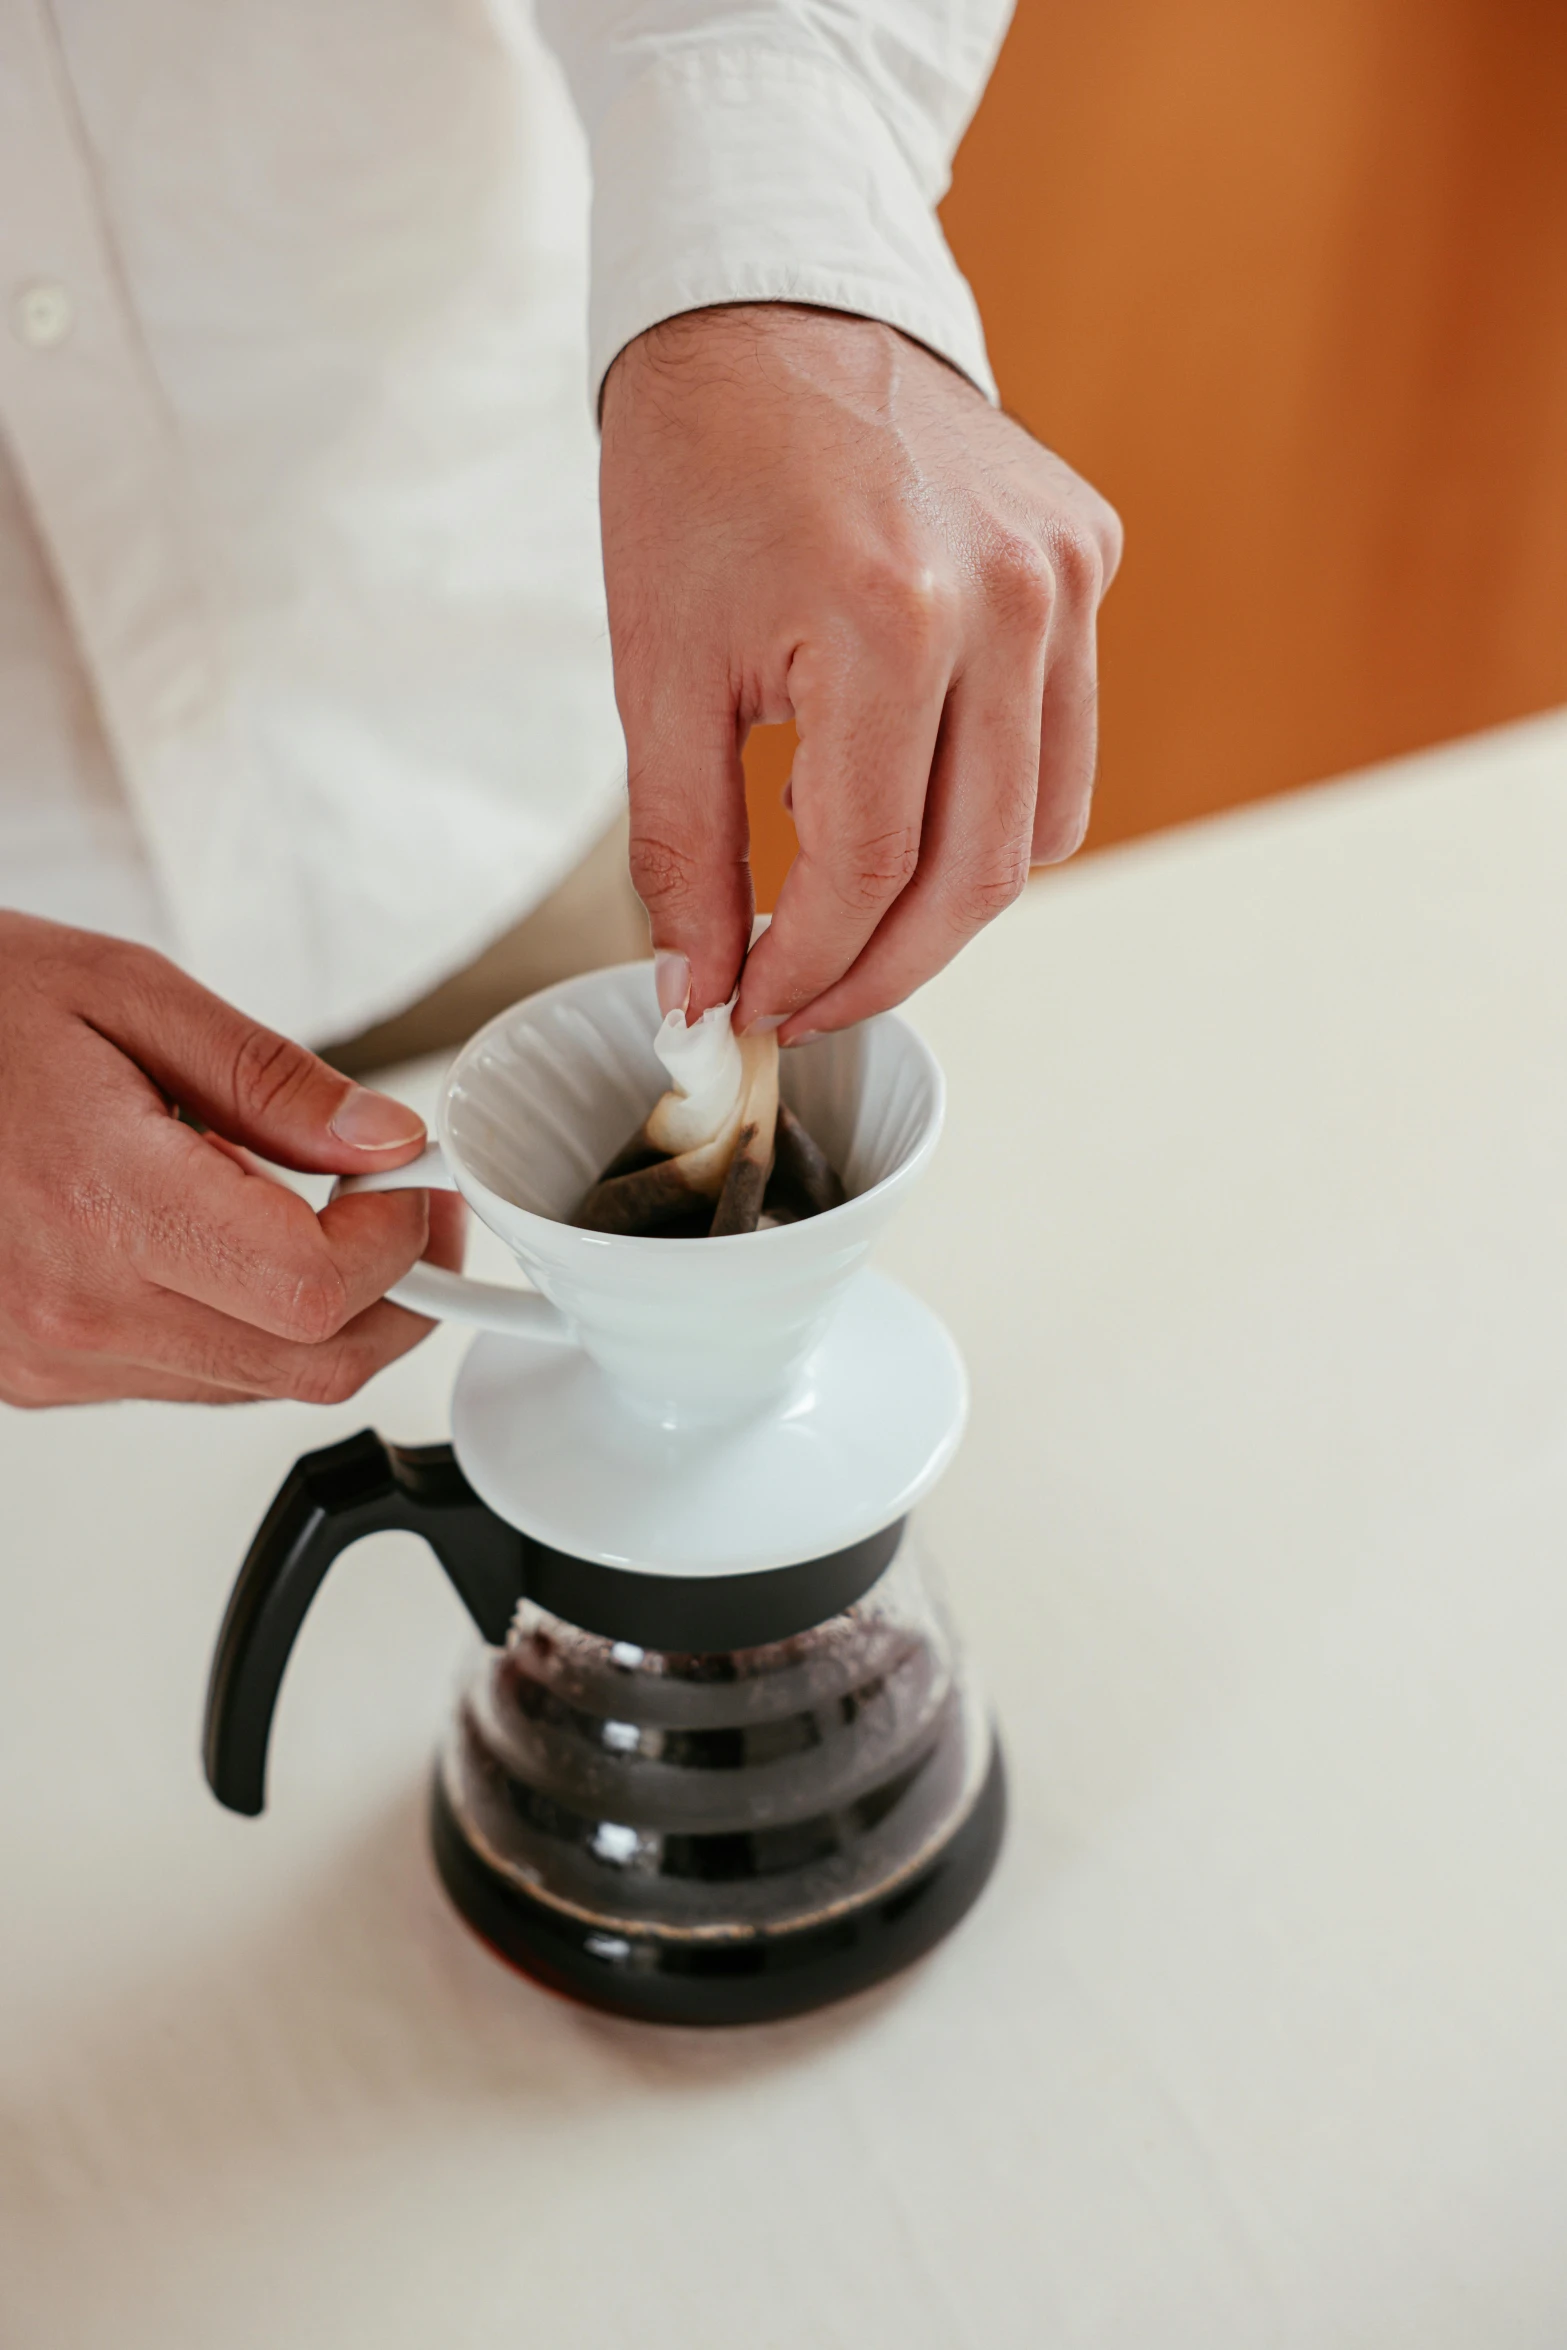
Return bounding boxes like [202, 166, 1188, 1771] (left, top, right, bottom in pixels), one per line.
[203, 1430, 527, 1816]
[336, 1142, 574, 1341]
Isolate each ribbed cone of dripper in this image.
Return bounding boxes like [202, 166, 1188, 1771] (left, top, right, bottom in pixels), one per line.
[437, 962, 949, 1444]
[442, 963, 935, 1232]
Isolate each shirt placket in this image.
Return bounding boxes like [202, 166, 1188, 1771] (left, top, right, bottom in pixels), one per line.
[0, 0, 224, 943]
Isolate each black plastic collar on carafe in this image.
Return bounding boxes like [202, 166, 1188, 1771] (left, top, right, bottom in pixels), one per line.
[519, 1509, 906, 1652]
[203, 1429, 906, 1815]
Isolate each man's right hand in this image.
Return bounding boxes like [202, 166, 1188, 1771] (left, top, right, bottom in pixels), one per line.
[0, 914, 462, 1407]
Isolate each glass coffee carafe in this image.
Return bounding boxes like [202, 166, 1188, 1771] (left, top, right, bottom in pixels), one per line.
[205, 1431, 1004, 2026]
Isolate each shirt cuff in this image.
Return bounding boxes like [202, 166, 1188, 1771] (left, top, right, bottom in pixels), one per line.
[585, 46, 998, 410]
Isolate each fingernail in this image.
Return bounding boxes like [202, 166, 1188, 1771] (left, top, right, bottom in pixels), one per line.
[654, 950, 691, 1017]
[739, 1011, 786, 1036]
[783, 1029, 822, 1049]
[329, 1087, 427, 1151]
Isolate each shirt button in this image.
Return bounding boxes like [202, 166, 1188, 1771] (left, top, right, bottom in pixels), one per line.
[13, 281, 74, 349]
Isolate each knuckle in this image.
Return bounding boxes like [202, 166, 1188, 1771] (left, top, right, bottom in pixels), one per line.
[853, 558, 959, 672]
[229, 1024, 319, 1125]
[1048, 522, 1104, 607]
[829, 825, 922, 915]
[987, 536, 1056, 635]
[948, 854, 1030, 932]
[627, 830, 700, 916]
[278, 1263, 351, 1346]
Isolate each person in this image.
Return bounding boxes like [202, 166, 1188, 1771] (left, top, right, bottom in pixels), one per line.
[0, 0, 1120, 1409]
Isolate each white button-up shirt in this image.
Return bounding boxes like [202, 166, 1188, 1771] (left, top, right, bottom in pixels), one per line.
[0, 0, 1005, 1043]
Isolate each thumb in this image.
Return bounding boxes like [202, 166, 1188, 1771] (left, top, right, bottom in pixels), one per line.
[624, 694, 754, 1018]
[84, 943, 427, 1173]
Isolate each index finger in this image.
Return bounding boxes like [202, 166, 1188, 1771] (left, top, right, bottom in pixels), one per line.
[123, 1112, 431, 1342]
[734, 625, 948, 1034]
[623, 681, 753, 1019]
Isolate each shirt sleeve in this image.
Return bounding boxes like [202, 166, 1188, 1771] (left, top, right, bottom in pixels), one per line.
[533, 1, 1013, 407]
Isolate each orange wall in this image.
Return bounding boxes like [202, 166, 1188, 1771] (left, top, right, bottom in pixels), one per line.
[747, 0, 1567, 903]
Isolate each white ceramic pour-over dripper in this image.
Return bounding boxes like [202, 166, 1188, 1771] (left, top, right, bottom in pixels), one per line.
[342, 961, 946, 1434]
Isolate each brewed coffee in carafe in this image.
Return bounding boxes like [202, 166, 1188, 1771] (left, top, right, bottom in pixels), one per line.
[438, 1525, 1001, 2023]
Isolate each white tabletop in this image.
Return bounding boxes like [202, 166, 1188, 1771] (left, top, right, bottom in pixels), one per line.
[5, 712, 1567, 2349]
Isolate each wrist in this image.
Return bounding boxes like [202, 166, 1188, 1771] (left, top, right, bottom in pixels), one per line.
[604, 303, 979, 425]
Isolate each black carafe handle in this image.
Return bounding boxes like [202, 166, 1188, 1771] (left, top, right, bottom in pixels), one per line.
[205, 1430, 909, 1820]
[203, 1429, 526, 1816]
